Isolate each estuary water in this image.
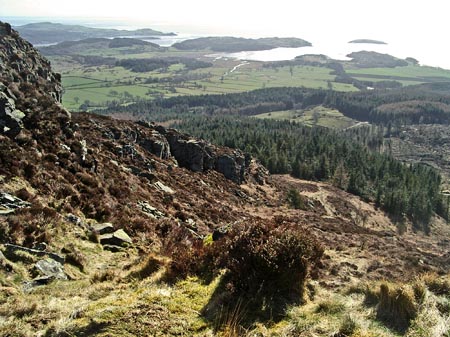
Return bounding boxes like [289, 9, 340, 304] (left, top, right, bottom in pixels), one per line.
[4, 16, 450, 70]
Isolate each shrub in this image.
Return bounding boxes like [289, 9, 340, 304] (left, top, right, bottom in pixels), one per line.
[214, 219, 323, 299]
[162, 225, 211, 281]
[287, 188, 307, 210]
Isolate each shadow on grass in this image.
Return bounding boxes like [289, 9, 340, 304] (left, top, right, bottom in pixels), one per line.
[44, 321, 109, 337]
[200, 274, 305, 333]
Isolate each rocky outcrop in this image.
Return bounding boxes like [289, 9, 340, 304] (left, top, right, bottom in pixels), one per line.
[164, 129, 249, 184]
[136, 121, 171, 159]
[0, 89, 24, 136]
[137, 124, 251, 184]
[0, 21, 68, 137]
[216, 154, 246, 184]
[0, 192, 31, 215]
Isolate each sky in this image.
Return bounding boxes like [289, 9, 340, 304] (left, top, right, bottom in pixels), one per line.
[1, 0, 449, 68]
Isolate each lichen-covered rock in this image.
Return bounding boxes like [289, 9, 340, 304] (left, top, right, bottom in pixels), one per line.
[0, 91, 24, 136]
[137, 201, 165, 218]
[99, 229, 132, 248]
[34, 258, 67, 280]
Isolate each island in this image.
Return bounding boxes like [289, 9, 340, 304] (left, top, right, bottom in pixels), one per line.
[14, 22, 176, 45]
[349, 39, 387, 45]
[172, 36, 311, 52]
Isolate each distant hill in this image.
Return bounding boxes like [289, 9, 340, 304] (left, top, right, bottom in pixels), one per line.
[40, 37, 161, 56]
[349, 39, 387, 45]
[172, 36, 311, 52]
[14, 22, 175, 44]
[347, 51, 408, 68]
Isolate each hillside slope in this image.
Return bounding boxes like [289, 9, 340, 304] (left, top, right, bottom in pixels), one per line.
[14, 22, 175, 45]
[1, 22, 449, 336]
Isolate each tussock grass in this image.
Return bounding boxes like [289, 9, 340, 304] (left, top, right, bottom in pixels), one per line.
[421, 273, 450, 296]
[316, 298, 346, 314]
[377, 282, 418, 332]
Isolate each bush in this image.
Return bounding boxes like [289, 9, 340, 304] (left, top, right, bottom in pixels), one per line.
[161, 218, 323, 299]
[161, 224, 212, 281]
[214, 219, 323, 299]
[287, 188, 307, 210]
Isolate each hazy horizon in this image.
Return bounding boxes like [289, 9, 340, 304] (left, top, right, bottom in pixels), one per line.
[1, 0, 450, 69]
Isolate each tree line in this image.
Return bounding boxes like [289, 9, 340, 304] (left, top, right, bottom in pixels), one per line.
[173, 116, 444, 231]
[99, 83, 450, 126]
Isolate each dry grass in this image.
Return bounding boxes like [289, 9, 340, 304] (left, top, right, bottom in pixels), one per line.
[126, 253, 168, 280]
[376, 282, 419, 332]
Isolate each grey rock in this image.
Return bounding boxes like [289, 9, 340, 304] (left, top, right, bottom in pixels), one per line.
[65, 214, 84, 227]
[34, 258, 67, 280]
[163, 128, 249, 184]
[216, 153, 246, 184]
[23, 276, 55, 292]
[138, 201, 165, 219]
[168, 137, 214, 172]
[0, 192, 31, 212]
[92, 222, 115, 235]
[99, 229, 132, 247]
[135, 123, 267, 185]
[137, 127, 171, 160]
[4, 243, 65, 264]
[153, 181, 175, 195]
[0, 92, 25, 136]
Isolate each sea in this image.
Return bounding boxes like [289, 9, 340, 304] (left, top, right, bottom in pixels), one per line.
[3, 16, 450, 71]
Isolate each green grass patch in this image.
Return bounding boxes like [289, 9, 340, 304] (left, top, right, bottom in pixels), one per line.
[346, 64, 450, 81]
[255, 105, 358, 129]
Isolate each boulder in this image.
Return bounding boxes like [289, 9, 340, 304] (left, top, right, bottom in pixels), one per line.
[164, 130, 215, 172]
[216, 153, 246, 184]
[4, 243, 65, 264]
[34, 258, 67, 280]
[92, 222, 115, 235]
[99, 229, 132, 248]
[138, 201, 165, 219]
[65, 214, 84, 227]
[153, 181, 175, 195]
[0, 92, 25, 136]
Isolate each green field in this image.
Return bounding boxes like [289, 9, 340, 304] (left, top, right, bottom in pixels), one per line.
[57, 59, 358, 110]
[47, 43, 450, 112]
[346, 64, 450, 81]
[255, 105, 358, 129]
